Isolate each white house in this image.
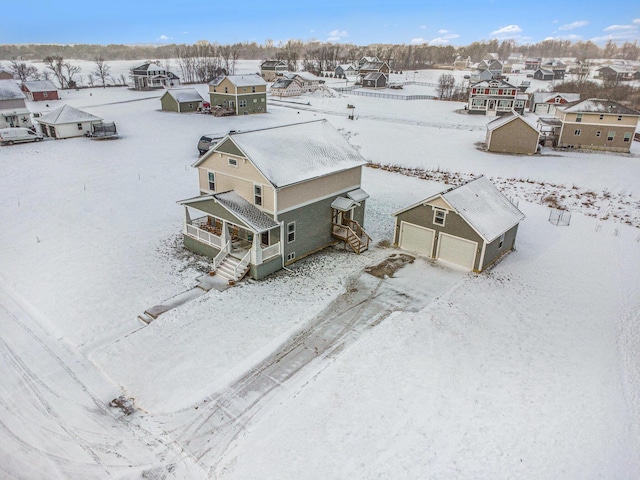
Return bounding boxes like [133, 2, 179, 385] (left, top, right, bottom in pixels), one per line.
[36, 104, 103, 139]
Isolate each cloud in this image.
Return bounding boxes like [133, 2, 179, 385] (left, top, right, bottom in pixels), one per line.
[438, 29, 449, 34]
[634, 18, 640, 24]
[420, 25, 427, 30]
[604, 24, 636, 31]
[558, 20, 588, 31]
[490, 25, 522, 36]
[544, 34, 582, 41]
[157, 35, 172, 41]
[327, 29, 348, 41]
[411, 38, 427, 45]
[428, 34, 460, 46]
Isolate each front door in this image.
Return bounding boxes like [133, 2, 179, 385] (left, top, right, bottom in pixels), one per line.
[488, 100, 496, 113]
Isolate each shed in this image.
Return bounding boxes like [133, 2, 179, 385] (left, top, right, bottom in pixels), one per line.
[393, 176, 525, 272]
[160, 88, 204, 113]
[21, 80, 59, 101]
[362, 72, 387, 89]
[36, 104, 103, 139]
[533, 68, 555, 81]
[485, 111, 540, 154]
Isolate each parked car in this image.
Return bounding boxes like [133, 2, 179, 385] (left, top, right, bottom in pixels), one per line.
[197, 133, 223, 155]
[0, 127, 44, 145]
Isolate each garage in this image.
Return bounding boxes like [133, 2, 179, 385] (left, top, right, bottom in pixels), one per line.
[398, 221, 434, 257]
[437, 233, 477, 270]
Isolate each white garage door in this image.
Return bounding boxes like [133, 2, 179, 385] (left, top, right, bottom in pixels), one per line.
[399, 222, 434, 257]
[437, 233, 477, 270]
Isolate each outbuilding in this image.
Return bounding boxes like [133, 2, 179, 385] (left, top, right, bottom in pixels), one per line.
[160, 88, 204, 113]
[485, 111, 540, 154]
[393, 176, 525, 272]
[36, 104, 103, 139]
[21, 80, 59, 102]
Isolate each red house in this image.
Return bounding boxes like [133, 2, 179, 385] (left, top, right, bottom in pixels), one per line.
[21, 80, 59, 101]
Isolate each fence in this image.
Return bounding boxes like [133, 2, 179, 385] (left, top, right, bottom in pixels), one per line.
[548, 209, 571, 226]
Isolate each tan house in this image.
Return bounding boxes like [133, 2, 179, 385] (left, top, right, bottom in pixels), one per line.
[359, 61, 390, 80]
[554, 99, 640, 153]
[260, 60, 287, 81]
[269, 72, 322, 97]
[393, 176, 525, 272]
[208, 75, 268, 115]
[178, 120, 371, 282]
[485, 111, 540, 154]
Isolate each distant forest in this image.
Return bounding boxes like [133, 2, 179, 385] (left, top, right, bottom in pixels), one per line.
[1, 38, 639, 70]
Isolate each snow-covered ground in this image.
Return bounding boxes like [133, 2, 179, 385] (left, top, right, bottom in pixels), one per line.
[0, 64, 639, 479]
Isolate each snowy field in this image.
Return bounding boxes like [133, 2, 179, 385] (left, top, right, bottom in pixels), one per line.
[0, 60, 639, 479]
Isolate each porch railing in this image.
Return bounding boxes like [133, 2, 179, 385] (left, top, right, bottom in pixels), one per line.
[234, 250, 251, 279]
[261, 242, 281, 260]
[213, 241, 230, 270]
[184, 219, 223, 249]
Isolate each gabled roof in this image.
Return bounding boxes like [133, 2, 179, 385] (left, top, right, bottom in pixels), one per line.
[209, 74, 267, 88]
[336, 64, 356, 71]
[535, 68, 554, 75]
[393, 176, 525, 243]
[37, 104, 102, 125]
[162, 88, 203, 103]
[359, 62, 387, 71]
[289, 71, 321, 82]
[0, 79, 26, 100]
[486, 111, 539, 133]
[271, 78, 293, 89]
[261, 60, 287, 69]
[178, 191, 278, 233]
[22, 80, 58, 92]
[557, 98, 640, 116]
[471, 79, 517, 89]
[363, 72, 386, 81]
[132, 62, 164, 72]
[530, 92, 580, 105]
[194, 120, 367, 188]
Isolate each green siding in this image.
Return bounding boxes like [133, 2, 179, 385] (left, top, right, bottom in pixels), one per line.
[160, 94, 179, 112]
[215, 138, 244, 157]
[209, 92, 267, 115]
[251, 256, 282, 279]
[184, 234, 220, 258]
[481, 223, 519, 270]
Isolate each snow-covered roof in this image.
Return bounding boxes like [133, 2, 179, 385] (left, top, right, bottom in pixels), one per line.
[201, 120, 367, 188]
[290, 71, 321, 82]
[393, 177, 525, 243]
[486, 111, 539, 133]
[209, 74, 267, 88]
[178, 191, 278, 233]
[37, 104, 102, 125]
[360, 62, 386, 71]
[363, 72, 386, 81]
[0, 79, 26, 100]
[536, 68, 554, 75]
[336, 64, 355, 71]
[261, 60, 287, 68]
[22, 80, 58, 92]
[471, 79, 517, 89]
[163, 88, 203, 103]
[132, 62, 164, 72]
[271, 78, 293, 89]
[557, 98, 640, 116]
[530, 92, 580, 105]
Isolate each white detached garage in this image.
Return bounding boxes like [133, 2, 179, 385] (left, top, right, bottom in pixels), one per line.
[393, 176, 525, 272]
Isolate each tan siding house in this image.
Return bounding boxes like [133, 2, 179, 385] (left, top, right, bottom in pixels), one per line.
[485, 112, 540, 154]
[208, 75, 268, 115]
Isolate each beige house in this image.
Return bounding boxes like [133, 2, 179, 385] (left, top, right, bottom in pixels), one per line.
[485, 112, 540, 154]
[208, 75, 268, 115]
[178, 120, 371, 282]
[554, 99, 640, 153]
[36, 104, 102, 139]
[260, 60, 287, 81]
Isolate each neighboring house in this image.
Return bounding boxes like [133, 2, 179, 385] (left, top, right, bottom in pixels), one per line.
[260, 60, 287, 81]
[21, 80, 59, 101]
[554, 98, 640, 153]
[358, 56, 380, 68]
[467, 79, 526, 116]
[533, 68, 555, 81]
[485, 111, 540, 155]
[0, 68, 13, 80]
[359, 61, 390, 80]
[524, 58, 541, 70]
[131, 62, 180, 90]
[596, 66, 635, 82]
[529, 92, 580, 115]
[362, 72, 387, 89]
[160, 88, 204, 113]
[545, 60, 566, 80]
[36, 104, 103, 139]
[208, 74, 268, 115]
[453, 56, 471, 69]
[469, 68, 494, 83]
[478, 59, 503, 78]
[334, 64, 357, 78]
[517, 80, 531, 93]
[393, 176, 525, 272]
[269, 72, 322, 97]
[178, 120, 371, 282]
[0, 79, 32, 128]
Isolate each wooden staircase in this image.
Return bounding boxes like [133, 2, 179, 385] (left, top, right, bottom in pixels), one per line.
[213, 253, 251, 284]
[332, 219, 371, 254]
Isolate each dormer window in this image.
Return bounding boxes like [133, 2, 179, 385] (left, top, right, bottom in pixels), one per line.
[433, 208, 446, 226]
[576, 113, 583, 123]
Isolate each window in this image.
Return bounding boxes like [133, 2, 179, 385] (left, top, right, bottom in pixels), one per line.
[287, 222, 296, 243]
[575, 113, 582, 123]
[623, 132, 631, 142]
[77, 123, 83, 130]
[287, 252, 295, 261]
[207, 172, 215, 191]
[228, 157, 238, 167]
[599, 114, 604, 120]
[188, 103, 193, 109]
[433, 209, 446, 226]
[617, 115, 623, 121]
[253, 98, 257, 103]
[254, 185, 263, 206]
[224, 87, 228, 93]
[252, 86, 256, 93]
[596, 130, 601, 137]
[239, 100, 247, 108]
[574, 129, 581, 136]
[43, 92, 48, 98]
[607, 131, 615, 141]
[498, 233, 505, 249]
[554, 97, 561, 103]
[261, 98, 265, 102]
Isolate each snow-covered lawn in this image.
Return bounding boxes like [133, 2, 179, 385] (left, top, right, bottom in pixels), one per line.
[1, 67, 639, 478]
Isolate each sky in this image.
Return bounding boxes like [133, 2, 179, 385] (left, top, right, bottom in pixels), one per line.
[2, 0, 640, 47]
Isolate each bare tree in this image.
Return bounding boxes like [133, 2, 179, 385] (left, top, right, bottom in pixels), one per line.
[93, 57, 111, 87]
[43, 55, 66, 88]
[436, 73, 456, 100]
[10, 58, 38, 82]
[63, 62, 81, 88]
[87, 73, 96, 87]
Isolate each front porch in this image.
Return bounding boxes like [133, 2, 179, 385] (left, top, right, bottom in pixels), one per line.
[179, 191, 282, 282]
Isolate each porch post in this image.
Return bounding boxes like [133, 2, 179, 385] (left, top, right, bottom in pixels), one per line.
[251, 233, 262, 265]
[221, 221, 230, 252]
[183, 206, 191, 232]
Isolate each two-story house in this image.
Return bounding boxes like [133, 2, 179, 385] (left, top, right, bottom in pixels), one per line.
[0, 79, 32, 128]
[358, 61, 390, 81]
[260, 60, 288, 81]
[208, 75, 268, 115]
[529, 92, 580, 115]
[554, 98, 640, 153]
[269, 72, 322, 97]
[467, 79, 526, 116]
[131, 62, 180, 90]
[178, 120, 371, 282]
